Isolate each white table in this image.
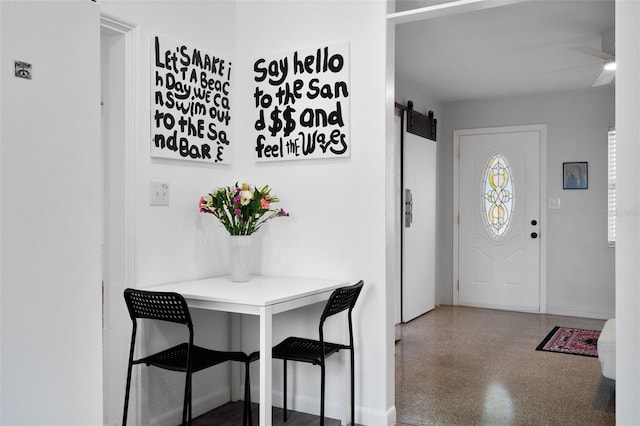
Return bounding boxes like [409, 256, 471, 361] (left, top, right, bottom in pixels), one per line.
[146, 275, 348, 426]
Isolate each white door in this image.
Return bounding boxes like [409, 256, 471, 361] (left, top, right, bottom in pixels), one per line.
[402, 115, 436, 322]
[457, 126, 543, 312]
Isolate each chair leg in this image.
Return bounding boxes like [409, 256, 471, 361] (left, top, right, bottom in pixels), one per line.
[244, 361, 253, 426]
[122, 363, 134, 426]
[320, 361, 326, 426]
[283, 360, 288, 422]
[350, 349, 355, 426]
[182, 371, 191, 426]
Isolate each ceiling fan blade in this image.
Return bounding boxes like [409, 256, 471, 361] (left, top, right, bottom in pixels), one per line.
[566, 45, 615, 61]
[593, 68, 615, 87]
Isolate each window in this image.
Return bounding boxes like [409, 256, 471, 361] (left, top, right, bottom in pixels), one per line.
[607, 128, 616, 247]
[482, 153, 514, 239]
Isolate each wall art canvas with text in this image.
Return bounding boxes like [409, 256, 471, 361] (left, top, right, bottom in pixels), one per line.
[151, 35, 232, 164]
[253, 43, 351, 162]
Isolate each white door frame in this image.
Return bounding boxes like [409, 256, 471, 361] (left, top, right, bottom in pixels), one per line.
[452, 125, 547, 313]
[101, 14, 136, 426]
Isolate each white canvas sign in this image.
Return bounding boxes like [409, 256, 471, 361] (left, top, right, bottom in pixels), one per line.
[151, 35, 232, 163]
[252, 43, 350, 162]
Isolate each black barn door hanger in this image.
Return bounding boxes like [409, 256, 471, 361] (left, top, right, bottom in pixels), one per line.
[406, 100, 437, 141]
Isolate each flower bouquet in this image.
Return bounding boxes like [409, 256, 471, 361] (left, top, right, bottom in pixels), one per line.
[199, 182, 290, 235]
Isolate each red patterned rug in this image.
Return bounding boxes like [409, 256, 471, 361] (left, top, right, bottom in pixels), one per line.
[535, 326, 600, 357]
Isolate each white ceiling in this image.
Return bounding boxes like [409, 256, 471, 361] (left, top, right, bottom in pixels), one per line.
[394, 0, 615, 103]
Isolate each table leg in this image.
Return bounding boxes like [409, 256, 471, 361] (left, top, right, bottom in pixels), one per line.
[231, 313, 242, 401]
[259, 306, 273, 426]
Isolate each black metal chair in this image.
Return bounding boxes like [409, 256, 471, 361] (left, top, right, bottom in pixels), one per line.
[122, 288, 259, 426]
[272, 280, 364, 426]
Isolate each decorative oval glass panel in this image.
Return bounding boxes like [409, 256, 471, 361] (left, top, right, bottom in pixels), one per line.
[482, 153, 514, 239]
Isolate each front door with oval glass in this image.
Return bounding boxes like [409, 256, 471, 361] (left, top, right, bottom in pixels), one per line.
[457, 126, 543, 312]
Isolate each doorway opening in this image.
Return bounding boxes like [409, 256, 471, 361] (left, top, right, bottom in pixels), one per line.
[101, 15, 135, 426]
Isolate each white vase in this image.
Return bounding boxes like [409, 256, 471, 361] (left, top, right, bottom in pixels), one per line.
[229, 235, 252, 282]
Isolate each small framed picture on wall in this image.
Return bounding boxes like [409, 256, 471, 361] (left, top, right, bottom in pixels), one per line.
[563, 162, 588, 189]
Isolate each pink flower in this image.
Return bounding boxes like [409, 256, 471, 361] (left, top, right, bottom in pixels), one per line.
[279, 208, 290, 217]
[234, 209, 242, 215]
[261, 198, 270, 209]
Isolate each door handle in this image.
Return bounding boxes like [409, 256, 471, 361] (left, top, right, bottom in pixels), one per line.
[530, 232, 538, 239]
[405, 189, 413, 228]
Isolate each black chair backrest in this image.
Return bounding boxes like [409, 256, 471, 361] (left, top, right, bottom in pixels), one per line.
[320, 281, 364, 326]
[123, 288, 192, 326]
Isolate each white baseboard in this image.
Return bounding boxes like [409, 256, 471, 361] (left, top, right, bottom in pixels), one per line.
[547, 306, 614, 320]
[149, 384, 393, 425]
[148, 387, 230, 425]
[355, 404, 395, 426]
[257, 388, 392, 426]
[386, 405, 397, 426]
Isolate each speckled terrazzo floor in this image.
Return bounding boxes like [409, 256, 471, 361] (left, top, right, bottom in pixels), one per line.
[395, 305, 615, 426]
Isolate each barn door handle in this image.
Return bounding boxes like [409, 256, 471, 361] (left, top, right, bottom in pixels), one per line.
[405, 189, 413, 228]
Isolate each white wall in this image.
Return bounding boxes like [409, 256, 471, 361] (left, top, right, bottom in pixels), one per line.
[234, 2, 391, 424]
[396, 75, 443, 122]
[0, 1, 103, 424]
[440, 87, 615, 319]
[615, 1, 640, 423]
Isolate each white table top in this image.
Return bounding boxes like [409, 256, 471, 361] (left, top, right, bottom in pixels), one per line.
[146, 275, 349, 314]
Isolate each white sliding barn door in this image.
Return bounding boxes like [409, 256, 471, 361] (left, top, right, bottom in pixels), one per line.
[402, 113, 436, 322]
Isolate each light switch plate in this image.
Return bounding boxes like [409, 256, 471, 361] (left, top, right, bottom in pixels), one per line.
[548, 198, 561, 210]
[150, 181, 170, 206]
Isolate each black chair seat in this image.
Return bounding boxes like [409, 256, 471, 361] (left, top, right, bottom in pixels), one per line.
[138, 342, 252, 372]
[273, 337, 347, 365]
